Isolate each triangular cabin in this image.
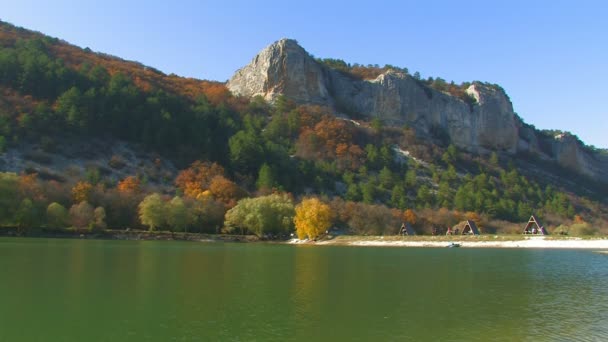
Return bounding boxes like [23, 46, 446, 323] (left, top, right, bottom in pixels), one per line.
[523, 215, 548, 235]
[400, 222, 416, 236]
[460, 220, 480, 235]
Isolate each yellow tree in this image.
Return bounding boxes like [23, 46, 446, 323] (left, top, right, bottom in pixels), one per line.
[294, 197, 333, 240]
[72, 181, 93, 203]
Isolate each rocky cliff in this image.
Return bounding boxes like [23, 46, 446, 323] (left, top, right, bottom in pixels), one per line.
[227, 39, 608, 183]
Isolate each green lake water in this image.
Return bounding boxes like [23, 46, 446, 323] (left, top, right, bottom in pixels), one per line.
[1, 238, 607, 341]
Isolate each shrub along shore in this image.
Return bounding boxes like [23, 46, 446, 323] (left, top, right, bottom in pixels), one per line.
[0, 227, 259, 242]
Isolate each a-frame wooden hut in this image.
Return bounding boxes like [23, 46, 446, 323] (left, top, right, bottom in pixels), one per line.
[523, 215, 548, 235]
[461, 220, 480, 235]
[399, 222, 416, 236]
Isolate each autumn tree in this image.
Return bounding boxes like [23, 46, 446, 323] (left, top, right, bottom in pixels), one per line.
[201, 83, 230, 106]
[336, 144, 365, 170]
[404, 209, 417, 225]
[208, 175, 247, 207]
[97, 188, 143, 229]
[294, 197, 333, 240]
[138, 193, 166, 231]
[423, 207, 459, 229]
[93, 207, 107, 230]
[295, 114, 362, 169]
[464, 211, 482, 227]
[175, 161, 225, 198]
[69, 201, 95, 229]
[72, 181, 93, 203]
[117, 176, 141, 193]
[42, 180, 71, 206]
[19, 173, 43, 201]
[334, 201, 400, 236]
[47, 202, 68, 228]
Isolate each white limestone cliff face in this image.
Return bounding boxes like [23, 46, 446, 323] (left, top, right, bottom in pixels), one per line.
[465, 84, 519, 152]
[227, 39, 608, 183]
[327, 72, 520, 153]
[228, 40, 519, 153]
[227, 39, 330, 104]
[551, 133, 608, 181]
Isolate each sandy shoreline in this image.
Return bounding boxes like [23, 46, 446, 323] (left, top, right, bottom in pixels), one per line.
[3, 228, 607, 250]
[289, 237, 608, 249]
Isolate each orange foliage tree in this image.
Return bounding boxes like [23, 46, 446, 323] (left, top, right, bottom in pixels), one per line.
[19, 173, 43, 201]
[202, 83, 231, 106]
[338, 144, 365, 170]
[295, 110, 365, 170]
[117, 176, 141, 193]
[404, 209, 417, 225]
[72, 181, 93, 203]
[464, 211, 481, 225]
[208, 176, 248, 208]
[175, 161, 225, 198]
[295, 105, 329, 132]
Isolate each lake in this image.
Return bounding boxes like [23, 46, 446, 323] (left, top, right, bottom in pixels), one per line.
[1, 238, 607, 341]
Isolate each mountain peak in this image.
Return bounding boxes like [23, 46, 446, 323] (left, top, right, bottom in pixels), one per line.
[227, 38, 329, 104]
[273, 38, 301, 47]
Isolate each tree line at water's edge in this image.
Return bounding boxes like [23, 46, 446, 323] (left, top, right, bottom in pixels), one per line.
[0, 21, 607, 237]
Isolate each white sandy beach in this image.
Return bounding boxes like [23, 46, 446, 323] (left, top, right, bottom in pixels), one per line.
[289, 237, 608, 249]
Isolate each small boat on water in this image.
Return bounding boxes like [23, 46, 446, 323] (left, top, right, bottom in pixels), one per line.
[447, 242, 461, 248]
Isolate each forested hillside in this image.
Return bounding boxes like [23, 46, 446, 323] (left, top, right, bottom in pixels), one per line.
[0, 20, 606, 237]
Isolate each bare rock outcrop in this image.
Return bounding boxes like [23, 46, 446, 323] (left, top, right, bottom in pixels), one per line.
[228, 39, 330, 104]
[227, 39, 608, 183]
[551, 133, 608, 181]
[228, 39, 519, 153]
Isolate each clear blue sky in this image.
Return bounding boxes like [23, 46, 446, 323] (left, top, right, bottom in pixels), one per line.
[2, 0, 607, 148]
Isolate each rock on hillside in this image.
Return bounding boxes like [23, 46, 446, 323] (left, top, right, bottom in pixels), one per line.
[228, 39, 331, 104]
[227, 39, 608, 184]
